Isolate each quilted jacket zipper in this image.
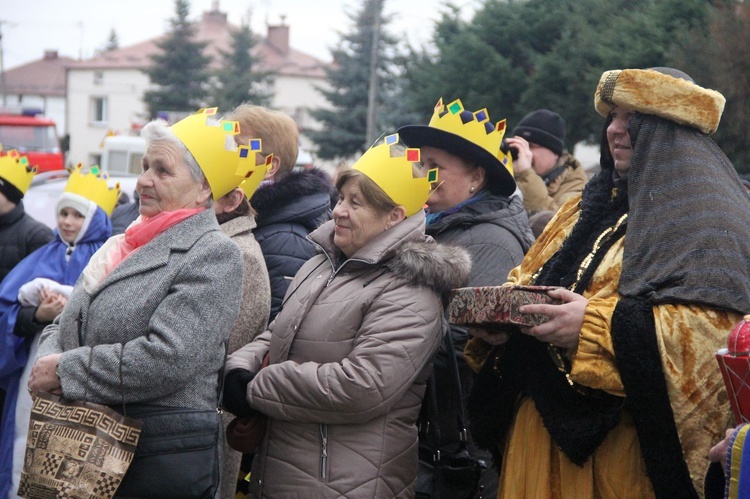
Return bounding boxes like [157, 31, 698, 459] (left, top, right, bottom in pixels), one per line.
[320, 423, 329, 480]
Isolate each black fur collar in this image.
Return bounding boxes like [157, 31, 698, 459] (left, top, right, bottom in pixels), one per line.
[251, 168, 335, 219]
[469, 169, 630, 469]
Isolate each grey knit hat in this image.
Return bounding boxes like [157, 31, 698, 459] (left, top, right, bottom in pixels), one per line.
[513, 109, 566, 156]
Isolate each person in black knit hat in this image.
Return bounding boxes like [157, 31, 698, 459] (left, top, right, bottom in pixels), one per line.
[506, 109, 589, 215]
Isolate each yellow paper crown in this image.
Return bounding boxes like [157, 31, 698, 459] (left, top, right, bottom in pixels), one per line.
[502, 150, 514, 176]
[352, 133, 437, 217]
[170, 108, 258, 199]
[238, 148, 272, 199]
[0, 146, 37, 195]
[429, 98, 513, 176]
[64, 164, 121, 215]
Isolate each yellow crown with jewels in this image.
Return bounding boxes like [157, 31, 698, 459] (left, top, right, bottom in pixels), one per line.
[238, 145, 272, 199]
[0, 146, 37, 194]
[429, 98, 513, 176]
[170, 108, 258, 199]
[63, 164, 121, 215]
[352, 133, 437, 217]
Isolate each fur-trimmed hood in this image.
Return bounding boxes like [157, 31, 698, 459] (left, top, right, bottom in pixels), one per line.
[384, 239, 471, 297]
[251, 168, 335, 228]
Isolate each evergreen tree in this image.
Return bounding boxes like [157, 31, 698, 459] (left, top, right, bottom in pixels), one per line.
[402, 0, 716, 149]
[401, 4, 525, 127]
[103, 29, 119, 52]
[669, 0, 750, 172]
[309, 0, 399, 160]
[212, 20, 274, 112]
[143, 0, 212, 118]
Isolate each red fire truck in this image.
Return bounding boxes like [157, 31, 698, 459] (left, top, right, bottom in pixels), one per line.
[0, 110, 65, 172]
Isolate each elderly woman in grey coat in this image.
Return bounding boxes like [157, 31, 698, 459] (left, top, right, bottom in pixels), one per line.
[27, 108, 255, 496]
[222, 134, 472, 498]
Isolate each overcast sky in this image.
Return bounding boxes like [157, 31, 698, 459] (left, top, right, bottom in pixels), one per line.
[1, 0, 476, 70]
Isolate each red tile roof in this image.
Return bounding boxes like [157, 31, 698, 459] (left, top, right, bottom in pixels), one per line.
[70, 10, 330, 78]
[3, 51, 76, 97]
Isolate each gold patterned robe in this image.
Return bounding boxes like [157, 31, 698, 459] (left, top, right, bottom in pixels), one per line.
[465, 195, 737, 498]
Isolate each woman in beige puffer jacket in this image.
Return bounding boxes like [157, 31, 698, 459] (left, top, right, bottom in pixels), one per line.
[224, 194, 470, 498]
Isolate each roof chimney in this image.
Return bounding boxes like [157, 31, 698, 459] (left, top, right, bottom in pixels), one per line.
[43, 50, 59, 60]
[267, 21, 289, 55]
[203, 9, 227, 25]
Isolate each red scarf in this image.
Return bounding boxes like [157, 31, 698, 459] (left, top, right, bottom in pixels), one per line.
[83, 208, 204, 293]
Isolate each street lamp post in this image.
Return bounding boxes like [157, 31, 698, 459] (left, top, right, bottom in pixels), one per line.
[365, 0, 382, 148]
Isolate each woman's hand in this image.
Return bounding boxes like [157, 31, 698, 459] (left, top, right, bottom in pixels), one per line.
[35, 289, 67, 323]
[223, 369, 255, 416]
[518, 288, 588, 349]
[468, 327, 511, 346]
[708, 427, 736, 471]
[28, 353, 62, 396]
[505, 136, 533, 174]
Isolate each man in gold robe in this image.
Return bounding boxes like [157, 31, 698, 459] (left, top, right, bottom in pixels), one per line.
[466, 67, 750, 498]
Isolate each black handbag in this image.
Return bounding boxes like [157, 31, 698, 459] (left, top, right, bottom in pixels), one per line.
[113, 344, 227, 499]
[416, 330, 484, 499]
[115, 405, 221, 498]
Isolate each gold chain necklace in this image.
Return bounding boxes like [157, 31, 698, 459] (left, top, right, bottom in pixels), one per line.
[574, 213, 628, 287]
[533, 212, 629, 394]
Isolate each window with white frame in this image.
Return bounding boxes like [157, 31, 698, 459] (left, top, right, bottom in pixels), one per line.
[91, 97, 108, 125]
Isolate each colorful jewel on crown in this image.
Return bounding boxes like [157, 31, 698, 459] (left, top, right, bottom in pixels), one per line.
[169, 107, 258, 199]
[429, 98, 513, 175]
[0, 146, 37, 194]
[238, 137, 271, 199]
[64, 164, 121, 215]
[352, 133, 438, 217]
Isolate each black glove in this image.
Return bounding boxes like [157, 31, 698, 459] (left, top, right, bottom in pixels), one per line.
[223, 369, 254, 416]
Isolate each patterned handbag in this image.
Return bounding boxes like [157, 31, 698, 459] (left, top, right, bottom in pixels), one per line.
[18, 390, 142, 499]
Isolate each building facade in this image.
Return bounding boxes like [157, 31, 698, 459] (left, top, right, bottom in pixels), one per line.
[65, 7, 331, 167]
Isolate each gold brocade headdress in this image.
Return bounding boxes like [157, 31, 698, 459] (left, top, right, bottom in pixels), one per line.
[351, 133, 437, 217]
[594, 68, 726, 135]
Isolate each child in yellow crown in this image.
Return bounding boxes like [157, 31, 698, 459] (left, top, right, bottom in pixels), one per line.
[0, 164, 118, 497]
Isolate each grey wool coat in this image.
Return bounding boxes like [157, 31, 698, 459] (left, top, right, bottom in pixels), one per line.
[218, 214, 271, 499]
[36, 208, 243, 410]
[225, 210, 472, 499]
[221, 215, 271, 353]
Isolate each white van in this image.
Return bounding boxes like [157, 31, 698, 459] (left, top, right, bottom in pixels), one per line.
[101, 136, 146, 175]
[101, 136, 319, 176]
